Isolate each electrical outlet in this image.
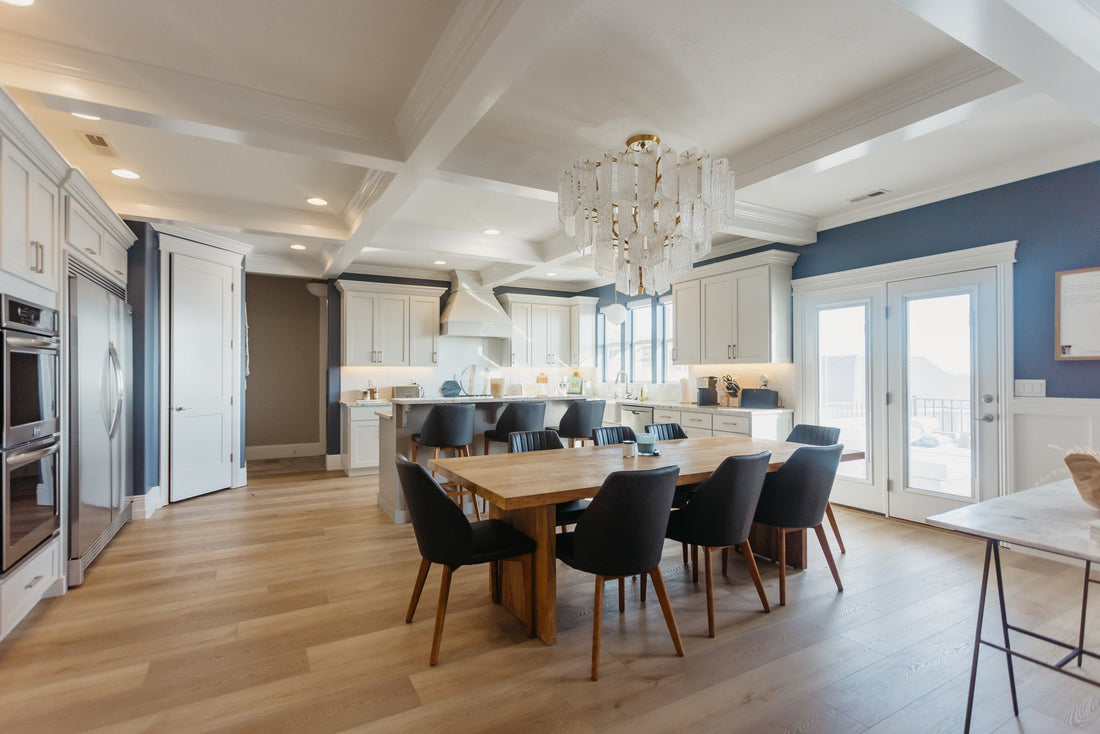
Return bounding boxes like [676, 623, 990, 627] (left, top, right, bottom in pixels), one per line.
[1014, 379, 1046, 397]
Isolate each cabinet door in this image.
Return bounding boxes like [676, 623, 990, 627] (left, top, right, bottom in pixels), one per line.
[570, 302, 596, 367]
[672, 280, 701, 364]
[700, 273, 736, 363]
[530, 304, 551, 366]
[102, 241, 127, 282]
[65, 197, 103, 263]
[27, 169, 57, 287]
[348, 420, 380, 469]
[546, 306, 570, 366]
[509, 302, 532, 366]
[343, 292, 377, 365]
[408, 295, 439, 366]
[733, 269, 770, 362]
[1, 143, 56, 288]
[376, 293, 409, 365]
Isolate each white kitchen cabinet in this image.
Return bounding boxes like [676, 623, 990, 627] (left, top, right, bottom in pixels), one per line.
[700, 273, 735, 363]
[570, 298, 597, 367]
[671, 280, 700, 365]
[619, 401, 794, 441]
[500, 294, 598, 368]
[652, 408, 681, 425]
[0, 536, 62, 640]
[507, 300, 532, 366]
[340, 403, 383, 475]
[0, 139, 59, 290]
[336, 281, 444, 366]
[62, 171, 134, 286]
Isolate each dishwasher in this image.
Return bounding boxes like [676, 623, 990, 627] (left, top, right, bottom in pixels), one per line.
[619, 405, 653, 435]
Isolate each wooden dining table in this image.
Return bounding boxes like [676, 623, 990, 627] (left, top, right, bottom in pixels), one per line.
[430, 434, 862, 644]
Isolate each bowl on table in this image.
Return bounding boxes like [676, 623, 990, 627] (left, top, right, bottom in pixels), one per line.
[636, 432, 657, 455]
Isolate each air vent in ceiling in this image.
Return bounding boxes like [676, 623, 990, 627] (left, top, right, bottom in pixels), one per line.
[848, 188, 890, 204]
[80, 131, 119, 157]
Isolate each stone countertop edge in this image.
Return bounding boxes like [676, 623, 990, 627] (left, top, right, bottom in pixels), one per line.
[618, 400, 793, 414]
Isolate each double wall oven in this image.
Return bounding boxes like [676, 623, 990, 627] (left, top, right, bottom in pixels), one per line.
[1, 295, 60, 573]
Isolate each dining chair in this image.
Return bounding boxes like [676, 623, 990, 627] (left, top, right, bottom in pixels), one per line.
[555, 465, 684, 680]
[410, 403, 481, 518]
[483, 401, 547, 455]
[508, 429, 586, 531]
[664, 452, 773, 636]
[396, 456, 536, 666]
[551, 399, 606, 447]
[752, 444, 844, 606]
[646, 422, 689, 441]
[591, 424, 636, 446]
[786, 424, 846, 553]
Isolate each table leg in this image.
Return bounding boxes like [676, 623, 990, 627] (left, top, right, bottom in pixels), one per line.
[1079, 560, 1092, 668]
[992, 542, 1020, 717]
[490, 503, 557, 644]
[965, 540, 993, 734]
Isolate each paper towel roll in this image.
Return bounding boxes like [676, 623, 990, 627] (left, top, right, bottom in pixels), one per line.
[680, 378, 691, 404]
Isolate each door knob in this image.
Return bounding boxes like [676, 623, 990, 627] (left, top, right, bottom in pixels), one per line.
[974, 414, 994, 423]
[175, 406, 186, 412]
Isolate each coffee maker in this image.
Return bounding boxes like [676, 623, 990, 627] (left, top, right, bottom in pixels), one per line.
[696, 376, 719, 405]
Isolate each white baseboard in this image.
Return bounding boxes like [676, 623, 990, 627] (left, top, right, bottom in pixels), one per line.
[130, 485, 165, 520]
[326, 454, 342, 471]
[245, 442, 324, 460]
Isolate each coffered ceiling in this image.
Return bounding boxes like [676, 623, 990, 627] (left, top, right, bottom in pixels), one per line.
[1, 0, 1098, 290]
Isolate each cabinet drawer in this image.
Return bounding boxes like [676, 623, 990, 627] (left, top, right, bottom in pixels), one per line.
[1, 537, 59, 638]
[652, 409, 680, 424]
[681, 412, 713, 430]
[713, 414, 750, 434]
[683, 426, 712, 439]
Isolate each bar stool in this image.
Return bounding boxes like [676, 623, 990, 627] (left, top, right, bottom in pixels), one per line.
[410, 403, 480, 518]
[551, 399, 605, 447]
[483, 401, 546, 455]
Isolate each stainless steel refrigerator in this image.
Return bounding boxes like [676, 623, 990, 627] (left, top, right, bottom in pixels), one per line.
[67, 260, 131, 587]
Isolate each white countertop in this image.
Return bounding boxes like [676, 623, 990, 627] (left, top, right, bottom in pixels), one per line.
[389, 395, 590, 406]
[618, 400, 792, 415]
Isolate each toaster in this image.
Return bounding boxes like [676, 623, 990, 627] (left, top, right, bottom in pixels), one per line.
[393, 385, 423, 398]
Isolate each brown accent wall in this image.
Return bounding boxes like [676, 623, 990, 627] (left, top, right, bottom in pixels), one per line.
[245, 274, 321, 447]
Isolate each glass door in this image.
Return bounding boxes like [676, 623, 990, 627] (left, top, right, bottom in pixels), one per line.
[886, 268, 999, 522]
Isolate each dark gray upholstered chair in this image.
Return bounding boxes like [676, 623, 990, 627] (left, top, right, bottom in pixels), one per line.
[591, 424, 636, 446]
[556, 465, 683, 680]
[646, 422, 689, 440]
[507, 430, 587, 531]
[410, 403, 480, 517]
[552, 399, 606, 447]
[752, 444, 844, 606]
[786, 424, 846, 553]
[396, 456, 535, 665]
[665, 452, 773, 635]
[484, 401, 547, 454]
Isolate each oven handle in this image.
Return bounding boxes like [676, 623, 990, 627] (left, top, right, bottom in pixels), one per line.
[6, 437, 60, 467]
[107, 342, 124, 440]
[5, 333, 59, 351]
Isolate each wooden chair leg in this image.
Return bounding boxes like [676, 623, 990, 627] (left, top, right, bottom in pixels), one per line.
[740, 541, 770, 613]
[648, 568, 684, 658]
[640, 572, 647, 603]
[484, 436, 490, 455]
[592, 575, 604, 680]
[704, 546, 715, 638]
[430, 566, 453, 666]
[691, 544, 699, 584]
[411, 440, 418, 464]
[814, 523, 844, 592]
[777, 527, 787, 606]
[722, 547, 729, 576]
[826, 503, 846, 554]
[406, 557, 431, 623]
[618, 577, 625, 613]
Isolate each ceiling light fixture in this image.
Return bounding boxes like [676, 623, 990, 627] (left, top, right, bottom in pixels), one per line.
[546, 272, 557, 277]
[0, 0, 35, 6]
[306, 196, 327, 206]
[482, 228, 500, 236]
[72, 112, 101, 121]
[290, 244, 306, 250]
[559, 133, 734, 296]
[110, 168, 140, 179]
[433, 260, 447, 265]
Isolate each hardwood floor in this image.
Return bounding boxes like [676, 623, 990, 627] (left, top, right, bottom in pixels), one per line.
[1, 472, 1097, 733]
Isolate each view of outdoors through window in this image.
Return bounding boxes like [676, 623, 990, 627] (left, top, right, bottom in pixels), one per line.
[818, 305, 868, 480]
[631, 304, 653, 382]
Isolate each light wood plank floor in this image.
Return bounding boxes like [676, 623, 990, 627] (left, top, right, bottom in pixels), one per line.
[1, 472, 1098, 733]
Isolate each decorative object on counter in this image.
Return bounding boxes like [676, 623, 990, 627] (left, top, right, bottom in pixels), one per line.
[558, 133, 735, 296]
[680, 377, 692, 404]
[759, 373, 769, 387]
[740, 388, 779, 409]
[1065, 452, 1100, 510]
[622, 439, 636, 458]
[536, 372, 548, 384]
[567, 371, 583, 394]
[639, 385, 648, 401]
[440, 379, 462, 397]
[722, 374, 740, 407]
[490, 376, 506, 397]
[636, 432, 657, 455]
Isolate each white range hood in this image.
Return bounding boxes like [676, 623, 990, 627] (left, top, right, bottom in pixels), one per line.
[439, 270, 512, 338]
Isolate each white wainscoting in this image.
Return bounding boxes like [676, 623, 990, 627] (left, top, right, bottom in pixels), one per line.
[1011, 397, 1100, 491]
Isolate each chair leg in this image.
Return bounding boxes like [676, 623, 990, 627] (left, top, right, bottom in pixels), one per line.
[648, 568, 684, 658]
[814, 523, 844, 593]
[406, 557, 431, 623]
[484, 435, 490, 455]
[430, 566, 453, 666]
[691, 544, 699, 584]
[826, 503, 846, 554]
[740, 541, 770, 613]
[410, 440, 418, 464]
[681, 541, 689, 566]
[640, 572, 647, 603]
[722, 547, 729, 576]
[618, 577, 625, 613]
[777, 527, 787, 606]
[592, 575, 604, 681]
[704, 547, 715, 638]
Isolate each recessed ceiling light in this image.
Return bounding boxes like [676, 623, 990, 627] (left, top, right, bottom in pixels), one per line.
[433, 260, 447, 265]
[0, 0, 35, 7]
[72, 112, 101, 121]
[483, 228, 500, 236]
[290, 244, 306, 251]
[306, 196, 327, 206]
[110, 168, 140, 179]
[546, 272, 557, 277]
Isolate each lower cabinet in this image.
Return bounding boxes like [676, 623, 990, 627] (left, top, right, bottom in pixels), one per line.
[341, 404, 381, 476]
[622, 403, 794, 440]
[0, 536, 62, 640]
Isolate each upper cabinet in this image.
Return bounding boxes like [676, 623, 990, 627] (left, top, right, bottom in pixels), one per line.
[62, 171, 135, 286]
[499, 293, 598, 368]
[672, 250, 798, 364]
[336, 280, 445, 367]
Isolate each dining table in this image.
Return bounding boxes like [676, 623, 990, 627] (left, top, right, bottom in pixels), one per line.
[430, 434, 863, 644]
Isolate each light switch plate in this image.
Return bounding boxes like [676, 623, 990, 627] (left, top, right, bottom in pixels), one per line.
[1014, 379, 1046, 397]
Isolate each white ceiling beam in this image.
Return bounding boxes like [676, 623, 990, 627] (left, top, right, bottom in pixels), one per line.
[371, 221, 544, 262]
[895, 0, 1100, 126]
[724, 201, 818, 245]
[431, 169, 558, 202]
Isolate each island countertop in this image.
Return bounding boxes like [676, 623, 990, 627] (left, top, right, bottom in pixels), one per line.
[389, 394, 591, 406]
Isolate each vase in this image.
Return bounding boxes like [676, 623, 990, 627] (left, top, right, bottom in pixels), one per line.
[1065, 453, 1100, 510]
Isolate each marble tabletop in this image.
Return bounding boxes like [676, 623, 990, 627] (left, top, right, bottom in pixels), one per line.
[927, 480, 1100, 563]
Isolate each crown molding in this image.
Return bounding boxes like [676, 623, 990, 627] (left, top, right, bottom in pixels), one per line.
[725, 201, 817, 245]
[340, 262, 447, 281]
[153, 224, 255, 257]
[335, 279, 446, 297]
[675, 249, 799, 284]
[0, 89, 69, 181]
[59, 168, 135, 246]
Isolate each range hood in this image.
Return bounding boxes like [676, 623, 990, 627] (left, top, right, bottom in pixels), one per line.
[439, 270, 512, 338]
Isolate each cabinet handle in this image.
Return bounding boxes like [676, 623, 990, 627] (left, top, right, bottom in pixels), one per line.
[29, 241, 41, 273]
[84, 247, 96, 256]
[672, 348, 676, 361]
[512, 353, 516, 365]
[25, 574, 44, 589]
[728, 344, 732, 359]
[114, 269, 124, 277]
[732, 344, 737, 359]
[432, 351, 438, 364]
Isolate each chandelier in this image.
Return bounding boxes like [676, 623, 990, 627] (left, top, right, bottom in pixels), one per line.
[558, 134, 735, 296]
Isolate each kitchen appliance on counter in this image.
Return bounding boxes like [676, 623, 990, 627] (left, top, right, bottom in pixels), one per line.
[740, 388, 780, 408]
[68, 261, 131, 587]
[696, 376, 718, 406]
[393, 384, 424, 398]
[1, 295, 61, 573]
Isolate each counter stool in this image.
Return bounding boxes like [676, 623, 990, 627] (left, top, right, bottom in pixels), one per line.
[483, 401, 546, 455]
[411, 403, 480, 518]
[551, 399, 605, 448]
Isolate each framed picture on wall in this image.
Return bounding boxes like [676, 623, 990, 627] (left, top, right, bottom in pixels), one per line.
[1055, 265, 1100, 360]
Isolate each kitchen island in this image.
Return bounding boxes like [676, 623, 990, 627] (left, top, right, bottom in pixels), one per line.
[378, 395, 596, 523]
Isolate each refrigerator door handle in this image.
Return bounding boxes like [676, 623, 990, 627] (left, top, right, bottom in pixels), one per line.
[107, 342, 125, 440]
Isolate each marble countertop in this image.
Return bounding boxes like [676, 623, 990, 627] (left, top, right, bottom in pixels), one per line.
[618, 400, 793, 415]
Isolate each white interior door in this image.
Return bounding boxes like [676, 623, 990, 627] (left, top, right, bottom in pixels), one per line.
[886, 268, 999, 522]
[170, 252, 234, 501]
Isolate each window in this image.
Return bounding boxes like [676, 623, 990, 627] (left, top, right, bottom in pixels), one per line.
[629, 302, 653, 382]
[661, 295, 688, 384]
[602, 312, 623, 382]
[598, 293, 685, 384]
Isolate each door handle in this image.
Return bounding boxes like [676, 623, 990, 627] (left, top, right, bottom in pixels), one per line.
[974, 414, 995, 423]
[175, 406, 187, 412]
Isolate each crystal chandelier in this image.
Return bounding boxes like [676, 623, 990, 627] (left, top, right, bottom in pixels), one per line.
[558, 134, 735, 296]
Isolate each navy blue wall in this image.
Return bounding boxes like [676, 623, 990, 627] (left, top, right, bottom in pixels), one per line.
[125, 221, 159, 496]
